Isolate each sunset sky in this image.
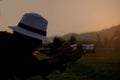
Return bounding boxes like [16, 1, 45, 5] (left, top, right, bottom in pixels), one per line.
[0, 0, 120, 37]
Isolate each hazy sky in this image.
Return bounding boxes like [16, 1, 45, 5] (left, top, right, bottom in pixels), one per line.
[0, 0, 120, 37]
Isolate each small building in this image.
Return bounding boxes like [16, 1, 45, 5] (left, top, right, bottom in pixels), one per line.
[82, 44, 96, 53]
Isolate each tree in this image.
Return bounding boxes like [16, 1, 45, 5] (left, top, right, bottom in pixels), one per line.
[96, 34, 102, 48]
[103, 37, 108, 48]
[113, 30, 120, 51]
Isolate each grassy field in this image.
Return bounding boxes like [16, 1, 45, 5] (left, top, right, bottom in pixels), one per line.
[15, 49, 120, 80]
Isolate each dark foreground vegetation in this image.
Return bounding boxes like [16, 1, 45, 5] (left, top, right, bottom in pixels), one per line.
[13, 49, 120, 80]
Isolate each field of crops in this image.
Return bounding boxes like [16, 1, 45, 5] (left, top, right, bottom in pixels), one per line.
[14, 49, 120, 80]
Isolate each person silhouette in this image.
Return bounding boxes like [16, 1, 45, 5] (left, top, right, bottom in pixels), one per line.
[0, 13, 83, 80]
[0, 13, 52, 80]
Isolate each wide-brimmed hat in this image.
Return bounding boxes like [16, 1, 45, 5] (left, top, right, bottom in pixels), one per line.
[9, 13, 52, 43]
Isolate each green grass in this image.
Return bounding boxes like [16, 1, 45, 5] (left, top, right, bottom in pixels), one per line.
[67, 49, 120, 80]
[14, 49, 120, 80]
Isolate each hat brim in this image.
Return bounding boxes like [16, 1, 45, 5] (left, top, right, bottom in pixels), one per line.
[9, 26, 52, 43]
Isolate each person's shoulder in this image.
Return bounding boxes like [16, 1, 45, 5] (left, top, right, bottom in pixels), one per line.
[0, 31, 13, 39]
[0, 31, 13, 46]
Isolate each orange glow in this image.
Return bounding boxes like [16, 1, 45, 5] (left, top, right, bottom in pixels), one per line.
[0, 0, 120, 36]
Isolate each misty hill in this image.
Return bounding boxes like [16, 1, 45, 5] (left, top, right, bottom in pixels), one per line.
[62, 24, 120, 41]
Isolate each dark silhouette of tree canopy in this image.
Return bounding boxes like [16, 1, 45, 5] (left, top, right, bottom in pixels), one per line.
[113, 30, 120, 51]
[96, 34, 102, 48]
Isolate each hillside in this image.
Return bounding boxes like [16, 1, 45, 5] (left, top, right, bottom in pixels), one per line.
[62, 24, 120, 41]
